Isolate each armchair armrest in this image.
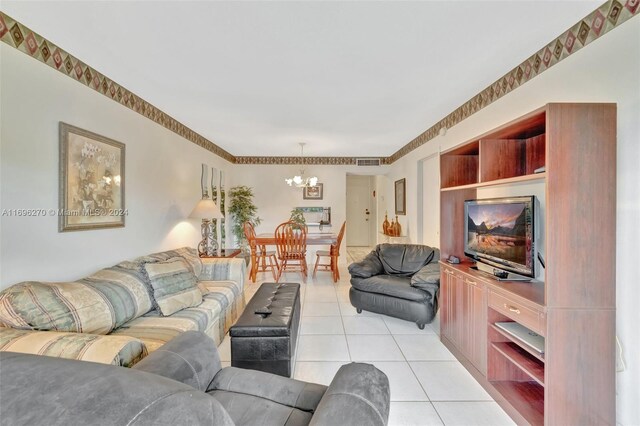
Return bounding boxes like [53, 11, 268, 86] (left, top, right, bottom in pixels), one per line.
[199, 257, 246, 285]
[132, 331, 221, 392]
[410, 263, 440, 301]
[348, 251, 384, 278]
[310, 363, 390, 426]
[208, 366, 327, 412]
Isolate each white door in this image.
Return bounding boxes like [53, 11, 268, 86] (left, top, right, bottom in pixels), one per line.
[421, 154, 440, 247]
[346, 176, 372, 246]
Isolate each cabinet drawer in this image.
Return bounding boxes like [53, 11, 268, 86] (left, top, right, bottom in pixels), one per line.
[488, 291, 545, 335]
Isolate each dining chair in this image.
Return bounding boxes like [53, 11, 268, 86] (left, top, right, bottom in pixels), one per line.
[313, 221, 346, 282]
[243, 221, 278, 281]
[274, 221, 308, 282]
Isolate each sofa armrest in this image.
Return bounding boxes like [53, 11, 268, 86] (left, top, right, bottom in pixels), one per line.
[132, 331, 221, 392]
[0, 328, 147, 367]
[199, 258, 246, 286]
[310, 363, 390, 426]
[208, 366, 327, 412]
[348, 251, 384, 278]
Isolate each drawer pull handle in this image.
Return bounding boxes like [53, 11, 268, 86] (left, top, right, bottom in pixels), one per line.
[504, 304, 520, 314]
[466, 279, 477, 285]
[445, 270, 454, 275]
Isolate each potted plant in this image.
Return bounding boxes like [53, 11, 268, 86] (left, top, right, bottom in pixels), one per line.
[289, 208, 306, 230]
[228, 186, 261, 252]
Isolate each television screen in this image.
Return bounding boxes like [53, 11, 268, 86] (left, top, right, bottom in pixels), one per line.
[464, 196, 536, 277]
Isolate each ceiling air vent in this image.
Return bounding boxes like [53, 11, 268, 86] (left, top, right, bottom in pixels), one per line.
[356, 158, 381, 166]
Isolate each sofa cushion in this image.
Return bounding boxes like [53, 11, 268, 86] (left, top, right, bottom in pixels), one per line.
[351, 275, 430, 302]
[0, 328, 147, 367]
[211, 390, 313, 426]
[210, 366, 326, 413]
[377, 244, 436, 276]
[0, 273, 152, 334]
[143, 258, 203, 316]
[111, 287, 242, 351]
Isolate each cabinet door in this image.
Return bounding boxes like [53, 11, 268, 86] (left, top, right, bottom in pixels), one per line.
[467, 279, 487, 375]
[450, 272, 465, 350]
[440, 269, 453, 341]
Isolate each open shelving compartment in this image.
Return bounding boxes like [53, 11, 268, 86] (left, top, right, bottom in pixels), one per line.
[440, 108, 546, 191]
[488, 307, 546, 426]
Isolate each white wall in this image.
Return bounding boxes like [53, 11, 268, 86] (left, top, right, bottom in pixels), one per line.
[385, 19, 640, 424]
[231, 164, 388, 264]
[0, 44, 232, 287]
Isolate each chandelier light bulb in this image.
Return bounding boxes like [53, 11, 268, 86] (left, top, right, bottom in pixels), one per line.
[285, 143, 318, 188]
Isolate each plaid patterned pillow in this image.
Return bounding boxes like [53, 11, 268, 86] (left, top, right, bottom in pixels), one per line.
[143, 258, 203, 316]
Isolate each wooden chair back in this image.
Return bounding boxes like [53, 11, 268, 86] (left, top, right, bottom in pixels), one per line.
[331, 221, 346, 255]
[243, 221, 257, 249]
[275, 221, 308, 259]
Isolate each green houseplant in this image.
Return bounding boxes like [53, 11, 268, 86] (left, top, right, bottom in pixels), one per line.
[228, 186, 261, 251]
[289, 208, 306, 229]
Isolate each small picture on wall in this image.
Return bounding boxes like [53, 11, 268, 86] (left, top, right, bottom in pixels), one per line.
[59, 122, 125, 231]
[395, 178, 406, 215]
[303, 183, 323, 200]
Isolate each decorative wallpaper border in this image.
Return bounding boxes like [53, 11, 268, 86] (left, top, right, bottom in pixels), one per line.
[1, 1, 637, 165]
[0, 11, 235, 163]
[234, 156, 390, 166]
[388, 0, 639, 162]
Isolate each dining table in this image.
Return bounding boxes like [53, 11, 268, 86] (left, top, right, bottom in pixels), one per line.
[250, 232, 337, 282]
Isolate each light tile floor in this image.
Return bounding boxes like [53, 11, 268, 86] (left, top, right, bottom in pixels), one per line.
[217, 248, 515, 426]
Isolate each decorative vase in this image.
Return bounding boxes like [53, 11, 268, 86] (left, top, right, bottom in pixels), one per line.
[383, 213, 390, 235]
[390, 219, 398, 237]
[395, 216, 402, 237]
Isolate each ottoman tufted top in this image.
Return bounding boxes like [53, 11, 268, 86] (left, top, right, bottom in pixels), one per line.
[230, 283, 300, 338]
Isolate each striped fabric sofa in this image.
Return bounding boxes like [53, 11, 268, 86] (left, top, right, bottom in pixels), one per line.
[0, 247, 246, 367]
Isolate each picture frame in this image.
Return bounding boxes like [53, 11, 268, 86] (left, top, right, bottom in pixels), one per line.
[59, 122, 126, 232]
[395, 178, 406, 215]
[303, 183, 323, 200]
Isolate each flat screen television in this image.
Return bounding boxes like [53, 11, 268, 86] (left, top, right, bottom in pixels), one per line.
[464, 196, 537, 278]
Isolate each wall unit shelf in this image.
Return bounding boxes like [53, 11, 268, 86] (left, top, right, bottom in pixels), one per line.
[489, 324, 545, 363]
[439, 103, 616, 425]
[491, 342, 545, 386]
[440, 172, 546, 192]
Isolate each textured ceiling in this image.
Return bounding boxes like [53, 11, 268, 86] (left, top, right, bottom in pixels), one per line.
[1, 1, 601, 157]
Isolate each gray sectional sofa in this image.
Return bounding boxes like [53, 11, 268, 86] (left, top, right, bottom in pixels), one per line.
[0, 331, 391, 426]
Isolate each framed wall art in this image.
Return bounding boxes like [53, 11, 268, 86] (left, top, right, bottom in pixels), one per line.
[303, 183, 323, 200]
[395, 178, 406, 215]
[59, 122, 126, 231]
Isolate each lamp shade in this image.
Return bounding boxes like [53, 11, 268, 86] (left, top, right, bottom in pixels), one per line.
[189, 196, 224, 219]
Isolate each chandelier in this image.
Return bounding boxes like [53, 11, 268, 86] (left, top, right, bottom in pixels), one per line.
[285, 143, 318, 188]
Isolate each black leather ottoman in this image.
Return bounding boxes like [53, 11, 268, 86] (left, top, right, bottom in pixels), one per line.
[230, 282, 300, 377]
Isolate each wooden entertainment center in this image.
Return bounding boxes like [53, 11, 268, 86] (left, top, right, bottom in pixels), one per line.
[439, 103, 616, 425]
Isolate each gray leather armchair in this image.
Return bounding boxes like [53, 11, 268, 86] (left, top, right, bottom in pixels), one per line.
[0, 331, 390, 426]
[348, 244, 440, 329]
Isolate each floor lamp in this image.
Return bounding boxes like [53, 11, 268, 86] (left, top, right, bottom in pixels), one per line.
[189, 195, 224, 257]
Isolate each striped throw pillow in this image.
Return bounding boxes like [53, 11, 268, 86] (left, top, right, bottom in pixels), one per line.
[143, 258, 203, 316]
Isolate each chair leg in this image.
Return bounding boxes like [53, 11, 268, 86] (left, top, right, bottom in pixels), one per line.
[269, 254, 278, 281]
[331, 255, 338, 282]
[313, 254, 320, 277]
[276, 260, 285, 283]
